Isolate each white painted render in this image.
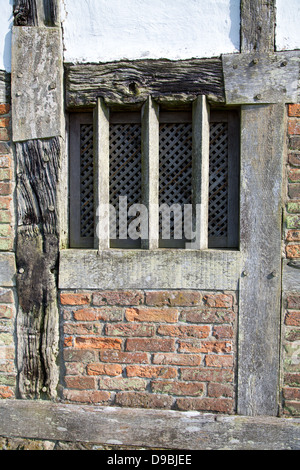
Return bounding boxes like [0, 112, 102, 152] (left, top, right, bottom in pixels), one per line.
[61, 0, 241, 63]
[276, 0, 300, 52]
[0, 0, 13, 72]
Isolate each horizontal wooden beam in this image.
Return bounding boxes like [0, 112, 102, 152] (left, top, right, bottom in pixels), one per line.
[223, 51, 300, 105]
[59, 249, 241, 291]
[65, 58, 225, 109]
[0, 400, 299, 450]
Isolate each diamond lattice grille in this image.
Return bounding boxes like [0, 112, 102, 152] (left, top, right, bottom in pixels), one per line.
[208, 122, 229, 238]
[109, 123, 142, 238]
[159, 123, 193, 239]
[80, 124, 94, 238]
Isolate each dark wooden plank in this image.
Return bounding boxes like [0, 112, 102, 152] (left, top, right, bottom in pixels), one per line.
[238, 104, 285, 416]
[65, 59, 225, 108]
[0, 401, 299, 450]
[241, 0, 276, 53]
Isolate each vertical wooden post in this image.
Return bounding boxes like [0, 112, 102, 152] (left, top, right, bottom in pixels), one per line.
[187, 96, 210, 250]
[94, 98, 110, 250]
[141, 96, 159, 250]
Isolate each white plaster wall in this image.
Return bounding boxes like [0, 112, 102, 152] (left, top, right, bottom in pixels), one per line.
[276, 0, 300, 52]
[62, 0, 241, 63]
[0, 0, 13, 72]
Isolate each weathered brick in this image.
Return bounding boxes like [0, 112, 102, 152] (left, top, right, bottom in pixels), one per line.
[63, 389, 111, 405]
[105, 323, 155, 337]
[126, 365, 177, 379]
[289, 183, 300, 199]
[87, 363, 123, 376]
[289, 104, 300, 117]
[93, 291, 144, 306]
[178, 340, 232, 354]
[100, 350, 150, 364]
[126, 338, 176, 352]
[203, 294, 233, 308]
[100, 377, 147, 391]
[289, 153, 300, 167]
[287, 295, 300, 309]
[207, 383, 234, 398]
[205, 355, 234, 368]
[288, 119, 300, 135]
[64, 376, 96, 390]
[157, 324, 210, 339]
[153, 353, 202, 366]
[151, 380, 204, 396]
[60, 293, 91, 306]
[180, 308, 235, 324]
[176, 397, 234, 414]
[115, 391, 174, 409]
[285, 311, 300, 327]
[286, 230, 300, 242]
[73, 307, 123, 322]
[74, 337, 122, 350]
[145, 291, 201, 307]
[286, 244, 300, 258]
[0, 105, 10, 115]
[125, 307, 178, 323]
[180, 367, 234, 383]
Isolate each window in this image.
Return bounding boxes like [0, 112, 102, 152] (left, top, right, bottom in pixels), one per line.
[69, 97, 239, 250]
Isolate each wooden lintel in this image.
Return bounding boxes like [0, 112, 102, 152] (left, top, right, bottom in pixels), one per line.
[65, 58, 225, 109]
[0, 400, 299, 450]
[222, 50, 300, 105]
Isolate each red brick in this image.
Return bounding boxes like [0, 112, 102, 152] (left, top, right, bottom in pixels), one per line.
[181, 368, 234, 383]
[176, 397, 234, 414]
[286, 230, 300, 242]
[125, 307, 178, 323]
[288, 119, 300, 135]
[0, 385, 14, 399]
[285, 311, 300, 327]
[73, 307, 123, 322]
[205, 355, 234, 368]
[151, 380, 205, 396]
[289, 153, 300, 167]
[64, 376, 96, 390]
[126, 365, 177, 379]
[289, 183, 300, 199]
[74, 337, 122, 350]
[286, 245, 300, 258]
[180, 309, 235, 324]
[115, 391, 174, 409]
[105, 323, 155, 337]
[157, 324, 210, 339]
[126, 338, 175, 352]
[100, 350, 150, 364]
[0, 117, 9, 128]
[153, 353, 202, 366]
[0, 182, 11, 196]
[287, 294, 300, 309]
[289, 104, 300, 117]
[283, 387, 300, 400]
[212, 325, 234, 339]
[207, 383, 234, 398]
[60, 293, 91, 305]
[63, 390, 111, 405]
[87, 363, 122, 376]
[0, 105, 10, 115]
[93, 291, 143, 306]
[178, 340, 232, 354]
[145, 291, 201, 307]
[203, 294, 233, 308]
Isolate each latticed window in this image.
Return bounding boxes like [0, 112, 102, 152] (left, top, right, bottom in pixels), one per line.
[69, 98, 239, 250]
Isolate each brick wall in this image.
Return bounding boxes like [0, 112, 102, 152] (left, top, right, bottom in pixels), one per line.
[60, 290, 237, 414]
[0, 100, 16, 400]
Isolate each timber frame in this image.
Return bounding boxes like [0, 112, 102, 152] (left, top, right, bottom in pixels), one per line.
[4, 0, 300, 449]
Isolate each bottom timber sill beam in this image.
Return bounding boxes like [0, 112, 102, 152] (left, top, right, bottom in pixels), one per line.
[0, 401, 299, 450]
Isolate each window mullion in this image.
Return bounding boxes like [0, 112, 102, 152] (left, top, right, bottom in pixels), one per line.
[190, 95, 210, 250]
[141, 96, 159, 250]
[94, 97, 110, 250]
